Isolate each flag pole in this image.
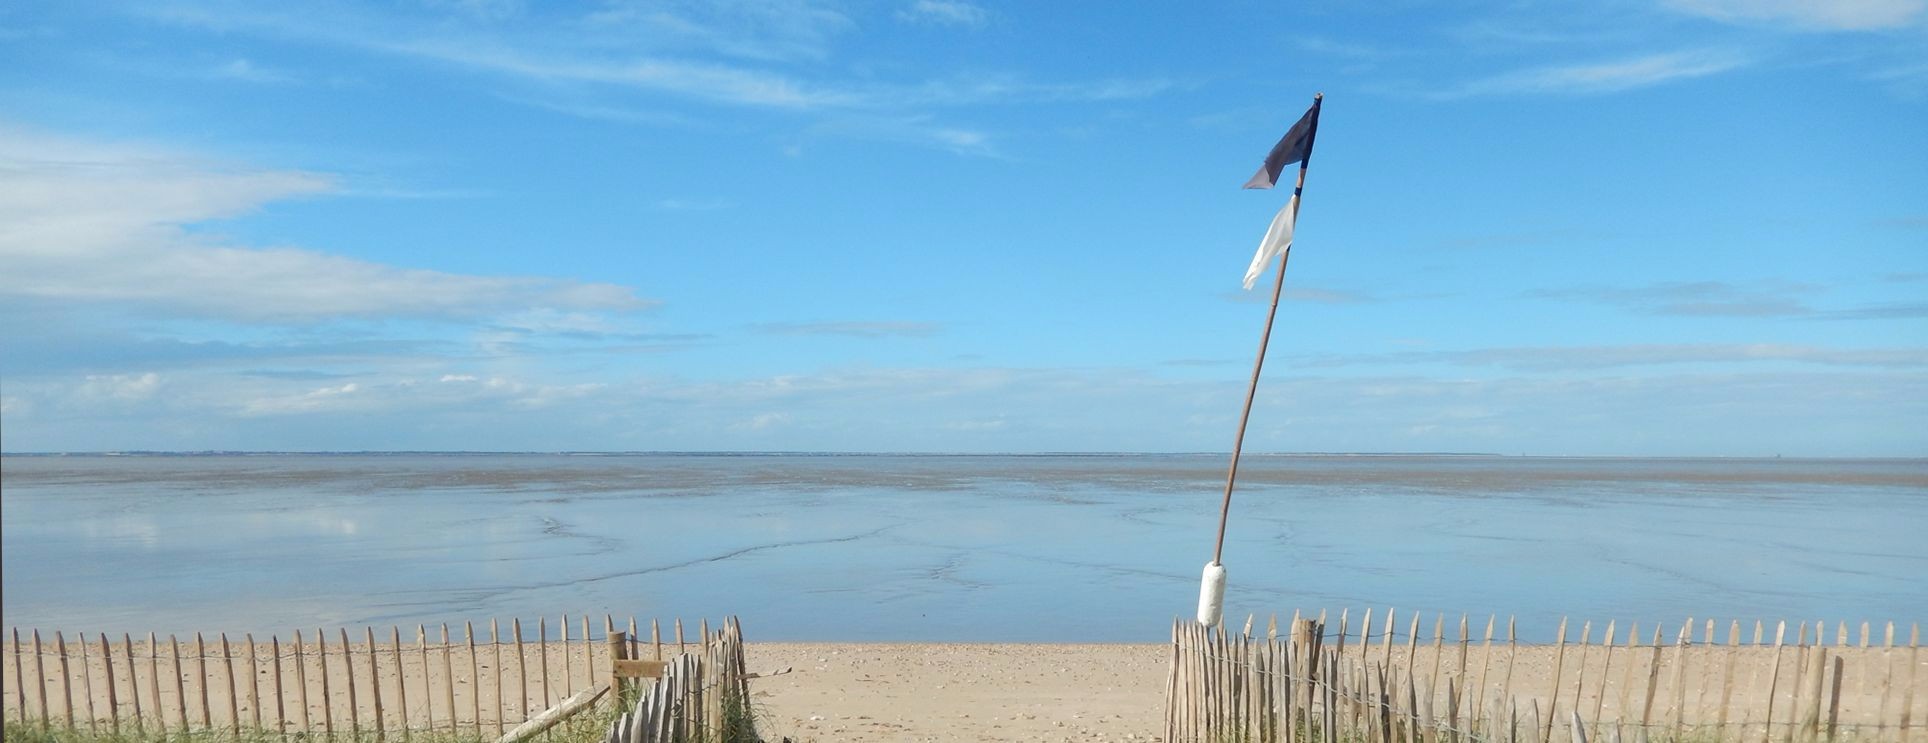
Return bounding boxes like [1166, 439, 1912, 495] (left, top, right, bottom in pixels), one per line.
[1210, 92, 1321, 566]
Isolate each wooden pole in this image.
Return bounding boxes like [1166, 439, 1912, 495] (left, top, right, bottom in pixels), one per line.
[1477, 615, 1497, 732]
[342, 629, 360, 738]
[1876, 622, 1896, 736]
[1899, 623, 1919, 739]
[1718, 621, 1739, 734]
[124, 633, 144, 735]
[538, 617, 550, 710]
[99, 634, 119, 734]
[271, 635, 285, 737]
[8, 628, 22, 730]
[1669, 621, 1691, 736]
[607, 631, 626, 699]
[31, 630, 47, 731]
[55, 632, 73, 731]
[1572, 621, 1592, 738]
[1594, 620, 1616, 729]
[441, 624, 456, 735]
[294, 630, 313, 735]
[170, 635, 187, 732]
[391, 626, 407, 738]
[467, 622, 482, 739]
[492, 619, 503, 737]
[1210, 95, 1323, 568]
[221, 633, 239, 734]
[79, 633, 97, 733]
[578, 617, 591, 695]
[318, 625, 333, 733]
[513, 618, 528, 725]
[1763, 621, 1788, 743]
[559, 616, 571, 699]
[246, 634, 261, 731]
[1545, 617, 1569, 743]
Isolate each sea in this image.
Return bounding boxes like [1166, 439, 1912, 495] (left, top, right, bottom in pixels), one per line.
[1, 453, 1923, 642]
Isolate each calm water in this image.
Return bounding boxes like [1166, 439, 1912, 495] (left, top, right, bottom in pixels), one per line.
[2, 454, 1923, 641]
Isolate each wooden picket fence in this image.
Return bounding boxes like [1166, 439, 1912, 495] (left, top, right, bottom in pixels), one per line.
[602, 617, 753, 743]
[1170, 610, 1926, 743]
[2, 615, 726, 738]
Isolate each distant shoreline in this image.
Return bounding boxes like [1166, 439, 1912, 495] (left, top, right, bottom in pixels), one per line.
[5, 450, 1920, 461]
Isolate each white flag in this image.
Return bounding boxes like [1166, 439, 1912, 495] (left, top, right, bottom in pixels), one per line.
[1242, 194, 1298, 290]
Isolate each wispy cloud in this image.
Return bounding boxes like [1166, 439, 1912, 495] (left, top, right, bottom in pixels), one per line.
[1664, 0, 1927, 30]
[896, 0, 989, 29]
[210, 58, 295, 84]
[1438, 50, 1750, 97]
[1531, 280, 1928, 321]
[751, 321, 942, 338]
[1297, 343, 1928, 372]
[1532, 280, 1818, 317]
[0, 126, 654, 324]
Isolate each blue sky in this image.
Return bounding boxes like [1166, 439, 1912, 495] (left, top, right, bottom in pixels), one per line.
[1, 0, 1924, 455]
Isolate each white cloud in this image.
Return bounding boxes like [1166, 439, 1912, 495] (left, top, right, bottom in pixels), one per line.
[897, 0, 990, 29]
[1441, 50, 1750, 97]
[0, 127, 654, 323]
[211, 58, 294, 83]
[1664, 0, 1927, 30]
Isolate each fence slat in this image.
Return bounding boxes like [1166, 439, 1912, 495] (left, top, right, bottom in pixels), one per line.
[468, 621, 482, 739]
[171, 635, 187, 732]
[340, 628, 359, 737]
[1545, 617, 1569, 743]
[442, 624, 457, 735]
[271, 635, 285, 736]
[391, 626, 407, 737]
[1762, 621, 1788, 743]
[55, 632, 74, 731]
[246, 634, 261, 730]
[221, 633, 239, 734]
[79, 633, 96, 733]
[367, 627, 384, 740]
[124, 633, 144, 734]
[492, 618, 503, 737]
[514, 618, 528, 725]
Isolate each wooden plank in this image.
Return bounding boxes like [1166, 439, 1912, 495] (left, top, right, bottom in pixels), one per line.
[100, 634, 119, 733]
[55, 632, 73, 731]
[606, 630, 625, 699]
[630, 617, 641, 662]
[494, 683, 609, 743]
[124, 633, 144, 734]
[221, 633, 238, 734]
[675, 618, 685, 656]
[1572, 621, 1592, 737]
[612, 660, 668, 679]
[417, 626, 431, 733]
[245, 634, 260, 730]
[1762, 621, 1787, 743]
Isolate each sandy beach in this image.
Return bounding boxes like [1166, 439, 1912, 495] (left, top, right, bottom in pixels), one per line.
[6, 637, 1922, 742]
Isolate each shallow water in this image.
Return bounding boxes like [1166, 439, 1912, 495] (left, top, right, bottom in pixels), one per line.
[2, 454, 1923, 641]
